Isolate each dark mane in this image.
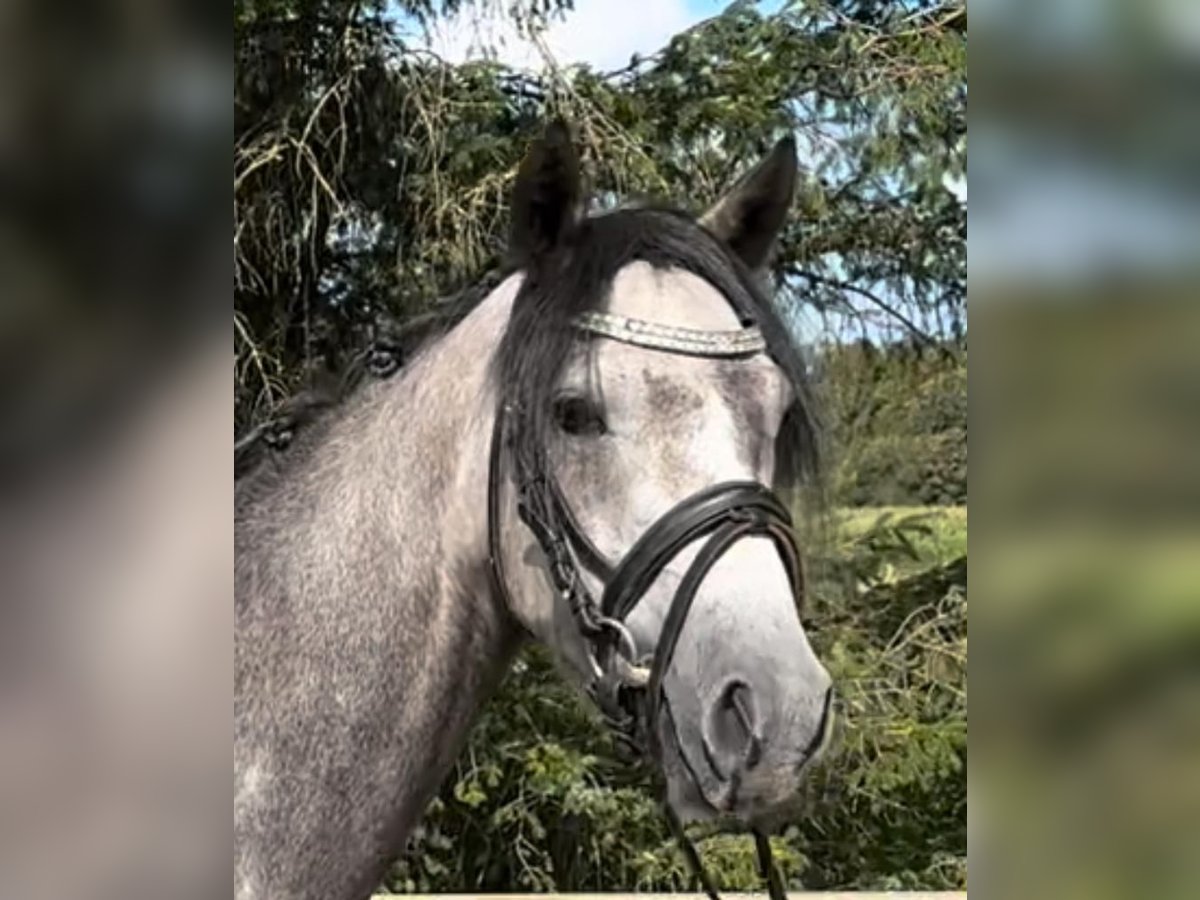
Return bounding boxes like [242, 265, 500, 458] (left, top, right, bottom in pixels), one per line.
[236, 206, 821, 493]
[495, 205, 820, 490]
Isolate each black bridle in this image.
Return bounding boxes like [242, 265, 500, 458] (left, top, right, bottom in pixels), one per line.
[485, 312, 806, 900]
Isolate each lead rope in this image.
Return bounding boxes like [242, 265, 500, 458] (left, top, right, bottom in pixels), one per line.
[665, 807, 789, 900]
[755, 830, 789, 900]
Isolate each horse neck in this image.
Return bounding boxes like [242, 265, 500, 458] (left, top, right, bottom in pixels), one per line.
[235, 277, 525, 900]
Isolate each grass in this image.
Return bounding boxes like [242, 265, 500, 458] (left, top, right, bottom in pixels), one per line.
[829, 505, 967, 577]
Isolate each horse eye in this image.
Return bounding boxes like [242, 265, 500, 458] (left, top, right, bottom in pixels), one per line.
[553, 396, 606, 437]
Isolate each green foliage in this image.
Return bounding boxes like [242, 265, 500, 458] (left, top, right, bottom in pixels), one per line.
[383, 511, 967, 893]
[834, 506, 967, 579]
[234, 0, 967, 430]
[822, 341, 967, 506]
[800, 524, 967, 890]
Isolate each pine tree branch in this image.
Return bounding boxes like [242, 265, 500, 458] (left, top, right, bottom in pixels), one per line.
[791, 268, 935, 345]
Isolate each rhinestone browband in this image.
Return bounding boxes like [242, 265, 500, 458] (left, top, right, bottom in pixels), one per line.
[574, 311, 767, 358]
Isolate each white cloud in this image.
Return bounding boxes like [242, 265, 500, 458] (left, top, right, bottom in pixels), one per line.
[425, 0, 699, 73]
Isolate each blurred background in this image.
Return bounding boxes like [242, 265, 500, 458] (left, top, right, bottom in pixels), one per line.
[0, 2, 229, 899]
[971, 0, 1200, 898]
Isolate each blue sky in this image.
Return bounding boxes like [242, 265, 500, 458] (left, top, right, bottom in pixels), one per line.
[406, 0, 784, 72]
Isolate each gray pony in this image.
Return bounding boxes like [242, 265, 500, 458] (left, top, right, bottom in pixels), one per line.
[235, 123, 833, 900]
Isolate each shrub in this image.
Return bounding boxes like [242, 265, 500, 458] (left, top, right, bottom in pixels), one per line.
[821, 342, 967, 508]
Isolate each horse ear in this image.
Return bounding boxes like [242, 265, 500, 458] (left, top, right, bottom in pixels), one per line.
[508, 119, 583, 266]
[700, 136, 798, 271]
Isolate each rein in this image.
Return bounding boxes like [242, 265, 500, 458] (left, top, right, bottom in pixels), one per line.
[486, 311, 803, 900]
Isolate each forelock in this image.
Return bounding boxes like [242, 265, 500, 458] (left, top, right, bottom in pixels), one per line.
[493, 206, 820, 487]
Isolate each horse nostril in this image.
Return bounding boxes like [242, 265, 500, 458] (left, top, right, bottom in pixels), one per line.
[703, 679, 762, 780]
